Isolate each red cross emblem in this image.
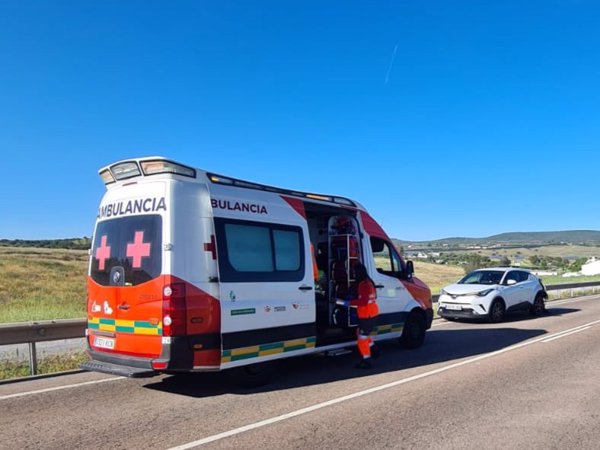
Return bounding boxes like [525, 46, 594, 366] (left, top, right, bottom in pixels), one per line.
[204, 234, 217, 260]
[126, 231, 151, 268]
[95, 235, 111, 271]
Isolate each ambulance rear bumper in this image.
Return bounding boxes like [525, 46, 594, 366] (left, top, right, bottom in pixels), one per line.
[81, 350, 158, 378]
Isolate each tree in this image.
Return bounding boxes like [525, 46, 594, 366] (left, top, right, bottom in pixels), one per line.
[463, 254, 493, 274]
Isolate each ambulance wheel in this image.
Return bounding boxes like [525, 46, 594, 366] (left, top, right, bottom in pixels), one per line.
[229, 361, 275, 388]
[400, 311, 426, 349]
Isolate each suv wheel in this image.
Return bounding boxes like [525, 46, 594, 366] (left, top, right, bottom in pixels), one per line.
[488, 299, 505, 323]
[529, 293, 546, 316]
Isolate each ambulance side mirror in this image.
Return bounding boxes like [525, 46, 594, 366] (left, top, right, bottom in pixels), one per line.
[404, 260, 414, 280]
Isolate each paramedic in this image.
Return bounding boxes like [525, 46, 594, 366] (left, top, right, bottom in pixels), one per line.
[344, 263, 380, 369]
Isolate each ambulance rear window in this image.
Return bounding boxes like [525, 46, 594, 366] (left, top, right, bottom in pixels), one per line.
[90, 215, 162, 286]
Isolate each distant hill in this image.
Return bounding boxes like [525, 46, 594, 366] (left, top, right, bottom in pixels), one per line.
[0, 237, 91, 250]
[396, 230, 600, 246]
[3, 230, 599, 252]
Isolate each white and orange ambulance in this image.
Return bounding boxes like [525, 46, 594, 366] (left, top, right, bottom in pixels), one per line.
[83, 157, 432, 378]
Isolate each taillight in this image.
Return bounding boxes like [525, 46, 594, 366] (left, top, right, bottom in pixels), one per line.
[162, 282, 187, 336]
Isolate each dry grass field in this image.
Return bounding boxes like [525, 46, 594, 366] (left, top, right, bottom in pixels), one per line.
[1, 246, 598, 323]
[0, 247, 88, 323]
[413, 260, 464, 294]
[441, 244, 600, 260]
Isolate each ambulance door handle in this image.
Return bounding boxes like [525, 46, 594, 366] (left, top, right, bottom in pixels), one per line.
[298, 285, 313, 291]
[118, 303, 130, 310]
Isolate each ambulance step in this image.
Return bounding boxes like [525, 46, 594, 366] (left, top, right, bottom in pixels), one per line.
[81, 360, 157, 378]
[324, 348, 353, 357]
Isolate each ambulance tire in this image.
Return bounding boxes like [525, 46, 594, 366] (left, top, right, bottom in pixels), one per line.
[400, 311, 426, 349]
[229, 361, 276, 388]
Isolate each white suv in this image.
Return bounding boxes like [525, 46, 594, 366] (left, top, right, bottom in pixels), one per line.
[438, 268, 547, 323]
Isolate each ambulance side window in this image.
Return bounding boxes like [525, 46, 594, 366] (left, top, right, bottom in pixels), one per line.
[370, 237, 403, 276]
[215, 218, 305, 282]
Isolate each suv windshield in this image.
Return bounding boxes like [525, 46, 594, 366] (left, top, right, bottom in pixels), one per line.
[90, 215, 162, 286]
[458, 270, 505, 285]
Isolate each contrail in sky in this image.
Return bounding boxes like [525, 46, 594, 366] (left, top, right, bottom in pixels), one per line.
[384, 43, 399, 85]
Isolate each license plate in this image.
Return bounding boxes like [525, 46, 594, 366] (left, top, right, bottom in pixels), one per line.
[94, 336, 115, 350]
[445, 304, 462, 311]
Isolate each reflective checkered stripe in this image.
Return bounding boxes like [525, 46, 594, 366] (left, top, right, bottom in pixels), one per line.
[221, 336, 316, 363]
[88, 317, 163, 335]
[371, 322, 403, 336]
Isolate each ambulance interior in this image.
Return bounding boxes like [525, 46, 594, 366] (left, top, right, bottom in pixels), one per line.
[304, 202, 365, 344]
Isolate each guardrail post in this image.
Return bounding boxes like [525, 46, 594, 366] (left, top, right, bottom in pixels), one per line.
[28, 342, 38, 375]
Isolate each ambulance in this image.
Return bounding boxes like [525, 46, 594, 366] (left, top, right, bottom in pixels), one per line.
[82, 157, 432, 379]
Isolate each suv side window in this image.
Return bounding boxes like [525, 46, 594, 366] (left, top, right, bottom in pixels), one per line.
[505, 270, 520, 285]
[517, 271, 530, 282]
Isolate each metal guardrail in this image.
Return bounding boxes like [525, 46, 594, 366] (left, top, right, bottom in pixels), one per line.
[1, 281, 599, 376]
[0, 319, 86, 375]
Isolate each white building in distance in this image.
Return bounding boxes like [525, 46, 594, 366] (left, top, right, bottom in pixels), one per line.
[581, 257, 600, 276]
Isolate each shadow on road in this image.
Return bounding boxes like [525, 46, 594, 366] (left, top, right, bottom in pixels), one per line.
[144, 316, 562, 398]
[544, 307, 580, 317]
[443, 307, 580, 325]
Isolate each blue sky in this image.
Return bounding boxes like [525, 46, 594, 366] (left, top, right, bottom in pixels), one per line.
[0, 1, 598, 241]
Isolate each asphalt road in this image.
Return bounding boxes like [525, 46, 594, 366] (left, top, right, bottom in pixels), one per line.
[1, 295, 599, 450]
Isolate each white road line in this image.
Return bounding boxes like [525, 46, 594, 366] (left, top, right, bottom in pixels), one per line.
[167, 318, 600, 450]
[0, 376, 122, 401]
[539, 322, 597, 341]
[542, 326, 591, 343]
[551, 295, 600, 306]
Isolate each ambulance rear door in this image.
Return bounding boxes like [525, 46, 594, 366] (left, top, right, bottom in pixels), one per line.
[87, 181, 167, 360]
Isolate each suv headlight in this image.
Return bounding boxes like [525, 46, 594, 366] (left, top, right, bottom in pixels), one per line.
[477, 289, 494, 297]
[440, 289, 448, 295]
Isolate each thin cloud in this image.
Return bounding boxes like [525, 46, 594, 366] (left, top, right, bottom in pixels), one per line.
[384, 44, 399, 85]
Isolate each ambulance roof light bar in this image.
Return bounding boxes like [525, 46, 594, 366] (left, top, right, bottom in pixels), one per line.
[140, 160, 196, 178]
[207, 172, 357, 207]
[110, 161, 141, 181]
[99, 169, 115, 185]
[100, 159, 197, 185]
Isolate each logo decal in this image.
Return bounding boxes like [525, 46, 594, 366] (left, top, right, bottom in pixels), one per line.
[292, 303, 309, 310]
[112, 271, 121, 284]
[211, 199, 268, 215]
[103, 300, 113, 315]
[231, 308, 256, 316]
[97, 197, 167, 219]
